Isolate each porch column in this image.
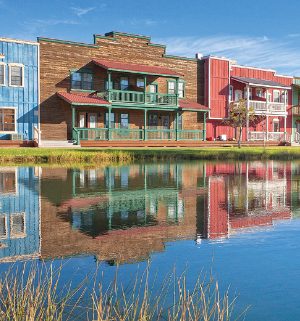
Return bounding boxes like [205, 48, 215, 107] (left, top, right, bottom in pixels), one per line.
[175, 111, 179, 141]
[108, 71, 112, 102]
[71, 105, 77, 143]
[176, 78, 179, 106]
[144, 75, 147, 104]
[108, 106, 112, 140]
[203, 112, 207, 141]
[265, 89, 269, 142]
[266, 115, 269, 141]
[246, 85, 250, 141]
[284, 116, 287, 141]
[144, 109, 147, 140]
[284, 90, 287, 141]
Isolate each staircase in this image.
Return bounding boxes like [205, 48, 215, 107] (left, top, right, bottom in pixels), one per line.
[39, 140, 79, 148]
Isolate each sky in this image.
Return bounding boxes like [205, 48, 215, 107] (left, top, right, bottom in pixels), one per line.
[1, 0, 300, 75]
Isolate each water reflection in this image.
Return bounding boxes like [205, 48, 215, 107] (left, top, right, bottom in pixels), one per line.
[0, 161, 297, 263]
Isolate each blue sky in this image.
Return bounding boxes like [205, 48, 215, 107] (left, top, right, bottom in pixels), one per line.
[1, 0, 300, 75]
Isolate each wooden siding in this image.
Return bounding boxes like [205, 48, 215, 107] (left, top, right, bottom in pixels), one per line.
[0, 40, 39, 140]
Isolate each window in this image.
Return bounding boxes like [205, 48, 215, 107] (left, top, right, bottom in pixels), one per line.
[168, 81, 176, 94]
[105, 112, 115, 128]
[120, 77, 129, 90]
[178, 81, 185, 98]
[149, 84, 157, 93]
[10, 213, 25, 238]
[0, 63, 5, 86]
[273, 120, 280, 132]
[234, 90, 243, 101]
[0, 108, 16, 132]
[148, 114, 158, 128]
[71, 71, 93, 90]
[0, 216, 6, 239]
[281, 91, 287, 104]
[136, 78, 145, 89]
[9, 64, 23, 87]
[229, 85, 233, 102]
[256, 88, 264, 98]
[120, 113, 129, 129]
[244, 88, 252, 99]
[0, 169, 16, 194]
[273, 90, 281, 103]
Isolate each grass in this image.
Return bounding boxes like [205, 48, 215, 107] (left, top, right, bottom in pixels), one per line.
[0, 263, 247, 321]
[1, 146, 300, 165]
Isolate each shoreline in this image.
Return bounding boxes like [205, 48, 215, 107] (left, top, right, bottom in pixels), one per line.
[0, 147, 300, 165]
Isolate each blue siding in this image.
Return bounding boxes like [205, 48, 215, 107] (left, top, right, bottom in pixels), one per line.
[0, 40, 39, 140]
[0, 167, 40, 261]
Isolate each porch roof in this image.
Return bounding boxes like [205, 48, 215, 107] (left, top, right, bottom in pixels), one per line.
[231, 76, 290, 89]
[57, 92, 110, 106]
[92, 58, 182, 77]
[179, 99, 209, 111]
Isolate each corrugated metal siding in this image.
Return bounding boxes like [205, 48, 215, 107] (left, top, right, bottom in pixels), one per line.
[0, 41, 39, 140]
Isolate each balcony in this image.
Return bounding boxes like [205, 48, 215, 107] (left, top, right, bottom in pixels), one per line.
[99, 90, 178, 107]
[73, 128, 205, 143]
[232, 100, 286, 114]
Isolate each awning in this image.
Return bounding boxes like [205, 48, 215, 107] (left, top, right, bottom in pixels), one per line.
[179, 99, 209, 111]
[92, 59, 182, 77]
[57, 92, 110, 106]
[231, 76, 290, 89]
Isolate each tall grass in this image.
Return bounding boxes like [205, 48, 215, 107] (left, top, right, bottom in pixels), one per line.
[0, 263, 247, 321]
[0, 146, 300, 165]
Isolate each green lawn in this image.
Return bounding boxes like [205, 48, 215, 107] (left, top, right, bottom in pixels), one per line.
[0, 146, 300, 165]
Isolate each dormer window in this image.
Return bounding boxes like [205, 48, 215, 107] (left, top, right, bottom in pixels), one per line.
[71, 71, 93, 90]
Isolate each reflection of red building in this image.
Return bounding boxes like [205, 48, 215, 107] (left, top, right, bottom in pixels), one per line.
[201, 162, 292, 240]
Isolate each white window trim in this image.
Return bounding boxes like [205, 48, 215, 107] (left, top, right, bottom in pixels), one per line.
[0, 62, 6, 86]
[8, 63, 24, 88]
[0, 107, 17, 134]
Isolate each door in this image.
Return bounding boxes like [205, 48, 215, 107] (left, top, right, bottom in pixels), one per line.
[79, 113, 86, 128]
[88, 113, 97, 128]
[161, 115, 170, 139]
[148, 84, 157, 103]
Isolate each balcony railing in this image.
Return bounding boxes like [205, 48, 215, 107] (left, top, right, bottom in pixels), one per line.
[73, 128, 205, 144]
[232, 100, 286, 114]
[100, 90, 178, 106]
[248, 131, 286, 141]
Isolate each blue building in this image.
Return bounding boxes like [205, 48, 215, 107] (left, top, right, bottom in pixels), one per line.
[0, 167, 40, 261]
[0, 38, 39, 141]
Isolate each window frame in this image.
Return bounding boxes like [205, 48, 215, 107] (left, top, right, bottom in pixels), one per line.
[70, 70, 93, 91]
[136, 78, 145, 89]
[178, 80, 185, 98]
[167, 80, 176, 95]
[8, 63, 24, 87]
[120, 77, 129, 91]
[273, 90, 281, 103]
[120, 113, 129, 129]
[0, 62, 6, 86]
[10, 212, 26, 239]
[0, 107, 17, 133]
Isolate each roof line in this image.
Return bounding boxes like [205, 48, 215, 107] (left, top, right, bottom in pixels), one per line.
[0, 37, 39, 46]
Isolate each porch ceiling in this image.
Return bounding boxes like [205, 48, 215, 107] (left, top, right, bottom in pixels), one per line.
[92, 58, 182, 77]
[231, 76, 290, 89]
[57, 92, 110, 106]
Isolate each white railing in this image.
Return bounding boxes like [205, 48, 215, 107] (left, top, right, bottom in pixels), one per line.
[248, 131, 286, 141]
[295, 132, 300, 144]
[232, 100, 286, 114]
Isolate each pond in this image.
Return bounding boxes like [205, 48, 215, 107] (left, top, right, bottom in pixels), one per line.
[0, 160, 300, 320]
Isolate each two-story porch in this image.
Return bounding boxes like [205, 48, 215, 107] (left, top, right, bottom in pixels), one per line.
[230, 76, 290, 142]
[56, 59, 209, 147]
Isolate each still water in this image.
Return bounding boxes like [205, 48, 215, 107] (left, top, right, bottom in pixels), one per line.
[1, 161, 300, 320]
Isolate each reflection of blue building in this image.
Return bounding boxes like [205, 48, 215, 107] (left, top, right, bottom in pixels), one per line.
[0, 167, 40, 261]
[0, 38, 39, 140]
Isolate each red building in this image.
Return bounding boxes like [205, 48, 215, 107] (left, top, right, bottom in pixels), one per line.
[199, 56, 293, 142]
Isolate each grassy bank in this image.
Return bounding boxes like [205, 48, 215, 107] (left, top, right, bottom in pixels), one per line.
[0, 146, 300, 165]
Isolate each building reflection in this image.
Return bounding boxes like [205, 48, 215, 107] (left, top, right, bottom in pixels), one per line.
[0, 167, 40, 262]
[0, 161, 295, 263]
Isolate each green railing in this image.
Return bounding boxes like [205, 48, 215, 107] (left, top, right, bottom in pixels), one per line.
[110, 128, 144, 140]
[103, 90, 177, 106]
[74, 128, 204, 144]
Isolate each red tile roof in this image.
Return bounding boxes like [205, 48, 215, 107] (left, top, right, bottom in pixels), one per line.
[179, 99, 209, 111]
[92, 59, 182, 77]
[57, 92, 110, 105]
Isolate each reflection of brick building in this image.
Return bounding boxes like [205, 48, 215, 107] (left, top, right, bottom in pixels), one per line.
[40, 164, 205, 263]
